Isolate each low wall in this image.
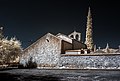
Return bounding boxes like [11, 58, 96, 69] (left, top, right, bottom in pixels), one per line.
[60, 54, 120, 69]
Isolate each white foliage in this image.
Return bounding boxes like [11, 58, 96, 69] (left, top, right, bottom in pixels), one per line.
[0, 37, 22, 64]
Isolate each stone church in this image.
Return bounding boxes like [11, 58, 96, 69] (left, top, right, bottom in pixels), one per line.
[20, 31, 87, 67]
[20, 8, 120, 69]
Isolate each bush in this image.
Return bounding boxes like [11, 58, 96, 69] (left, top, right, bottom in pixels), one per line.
[18, 57, 37, 69]
[26, 61, 37, 69]
[18, 64, 25, 69]
[25, 57, 37, 68]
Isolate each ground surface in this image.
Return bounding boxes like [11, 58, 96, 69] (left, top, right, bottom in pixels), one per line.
[0, 69, 120, 81]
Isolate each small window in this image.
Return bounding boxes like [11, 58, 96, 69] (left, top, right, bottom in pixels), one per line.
[46, 39, 49, 42]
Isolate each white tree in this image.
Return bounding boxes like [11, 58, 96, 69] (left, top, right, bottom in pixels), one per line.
[0, 37, 22, 64]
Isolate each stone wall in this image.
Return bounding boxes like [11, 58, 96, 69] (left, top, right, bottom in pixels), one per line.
[60, 54, 120, 69]
[20, 33, 61, 67]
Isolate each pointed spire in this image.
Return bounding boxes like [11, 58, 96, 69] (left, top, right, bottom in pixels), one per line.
[88, 7, 91, 17]
[94, 45, 96, 52]
[106, 43, 109, 49]
[98, 47, 101, 50]
[85, 7, 93, 50]
[105, 43, 110, 53]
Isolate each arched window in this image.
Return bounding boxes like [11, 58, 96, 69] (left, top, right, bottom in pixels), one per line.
[75, 34, 79, 41]
[70, 35, 74, 38]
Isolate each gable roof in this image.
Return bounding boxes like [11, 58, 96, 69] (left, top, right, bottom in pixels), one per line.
[68, 31, 81, 36]
[56, 33, 72, 43]
[23, 33, 61, 52]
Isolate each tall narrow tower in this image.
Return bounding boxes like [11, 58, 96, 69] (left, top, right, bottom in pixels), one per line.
[85, 7, 93, 50]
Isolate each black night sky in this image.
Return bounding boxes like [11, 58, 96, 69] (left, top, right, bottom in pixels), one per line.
[0, 0, 120, 49]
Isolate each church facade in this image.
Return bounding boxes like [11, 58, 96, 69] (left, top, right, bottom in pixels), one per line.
[20, 32, 86, 67]
[20, 8, 120, 69]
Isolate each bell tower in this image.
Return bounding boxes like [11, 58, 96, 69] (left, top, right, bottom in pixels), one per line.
[68, 31, 81, 42]
[85, 7, 94, 50]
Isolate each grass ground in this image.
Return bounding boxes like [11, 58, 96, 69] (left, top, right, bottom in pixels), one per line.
[0, 69, 120, 81]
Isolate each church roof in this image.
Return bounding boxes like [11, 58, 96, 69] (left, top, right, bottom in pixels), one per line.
[56, 33, 72, 43]
[68, 31, 81, 36]
[23, 33, 61, 52]
[56, 33, 71, 39]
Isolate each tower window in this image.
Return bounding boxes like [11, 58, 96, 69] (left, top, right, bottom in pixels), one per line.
[70, 35, 74, 38]
[76, 34, 79, 41]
